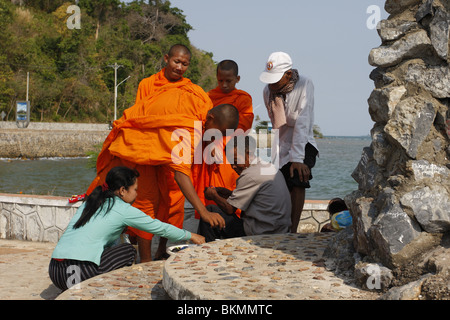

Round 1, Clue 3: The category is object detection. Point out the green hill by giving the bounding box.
[0,0,217,123]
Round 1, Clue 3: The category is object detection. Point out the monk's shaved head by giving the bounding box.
[168,44,192,60]
[206,104,239,134]
[217,60,239,76]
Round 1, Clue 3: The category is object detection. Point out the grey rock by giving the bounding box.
[369,68,396,88]
[371,125,392,167]
[369,30,432,67]
[377,20,420,42]
[354,262,393,291]
[401,186,450,233]
[323,227,355,274]
[345,192,378,256]
[415,0,435,22]
[385,0,422,15]
[351,147,382,191]
[381,274,432,300]
[368,86,407,123]
[369,202,422,267]
[429,8,450,61]
[408,159,450,181]
[405,63,450,99]
[384,97,436,159]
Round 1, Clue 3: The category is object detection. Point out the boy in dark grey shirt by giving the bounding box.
[198,135,292,242]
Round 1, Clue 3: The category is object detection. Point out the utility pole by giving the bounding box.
[109,63,121,121]
[116,75,131,120]
[108,63,130,121]
[26,72,29,101]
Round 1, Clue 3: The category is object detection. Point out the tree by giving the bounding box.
[255,120,269,133]
[313,124,324,138]
[23,0,66,13]
[1,0,217,123]
[78,0,121,40]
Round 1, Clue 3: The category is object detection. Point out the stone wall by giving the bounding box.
[0,194,330,243]
[0,122,110,158]
[0,193,81,243]
[345,0,450,299]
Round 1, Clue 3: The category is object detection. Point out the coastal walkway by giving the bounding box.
[0,233,380,300]
[0,194,379,300]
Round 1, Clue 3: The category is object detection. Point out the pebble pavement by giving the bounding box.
[163,233,380,300]
[0,232,381,301]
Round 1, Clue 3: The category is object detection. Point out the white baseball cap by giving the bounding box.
[259,52,293,84]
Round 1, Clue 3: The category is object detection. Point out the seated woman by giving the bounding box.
[49,166,204,291]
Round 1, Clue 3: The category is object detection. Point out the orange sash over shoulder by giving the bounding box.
[193,87,254,218]
[208,87,254,132]
[135,69,171,103]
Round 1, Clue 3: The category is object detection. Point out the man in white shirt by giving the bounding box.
[260,52,319,233]
[198,135,292,242]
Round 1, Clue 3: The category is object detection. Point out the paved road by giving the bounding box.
[0,236,380,301]
[0,239,61,300]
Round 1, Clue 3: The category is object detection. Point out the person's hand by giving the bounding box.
[290,162,310,182]
[200,210,226,229]
[204,187,217,201]
[190,233,205,245]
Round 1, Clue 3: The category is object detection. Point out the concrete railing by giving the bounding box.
[0,193,330,243]
[0,193,81,243]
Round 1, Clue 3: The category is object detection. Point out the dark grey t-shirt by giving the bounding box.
[227,159,292,236]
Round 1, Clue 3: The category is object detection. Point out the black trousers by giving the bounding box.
[197,205,246,242]
[48,243,136,291]
[280,142,319,190]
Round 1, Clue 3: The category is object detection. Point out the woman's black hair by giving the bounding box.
[73,166,140,229]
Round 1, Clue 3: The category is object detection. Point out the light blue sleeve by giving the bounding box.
[122,206,191,242]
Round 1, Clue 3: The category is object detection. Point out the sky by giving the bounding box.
[125,0,389,136]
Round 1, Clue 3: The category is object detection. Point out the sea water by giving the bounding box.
[0,136,371,200]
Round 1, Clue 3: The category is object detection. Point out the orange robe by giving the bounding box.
[87,69,212,240]
[193,87,254,218]
[208,87,254,133]
[134,70,189,236]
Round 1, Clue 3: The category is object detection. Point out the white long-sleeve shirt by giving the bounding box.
[263,75,319,169]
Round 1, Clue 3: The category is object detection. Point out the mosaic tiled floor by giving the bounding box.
[163,233,380,300]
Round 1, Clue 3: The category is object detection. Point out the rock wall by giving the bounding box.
[0,122,109,158]
[345,0,450,298]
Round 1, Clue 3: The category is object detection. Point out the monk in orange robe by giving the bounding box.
[193,60,254,217]
[87,45,239,262]
[130,44,191,260]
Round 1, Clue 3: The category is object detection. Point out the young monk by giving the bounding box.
[208,60,254,132]
[193,60,254,217]
[86,45,239,262]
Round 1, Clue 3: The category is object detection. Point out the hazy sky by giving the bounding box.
[125,0,388,136]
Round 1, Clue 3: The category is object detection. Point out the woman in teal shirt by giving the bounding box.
[49,166,205,291]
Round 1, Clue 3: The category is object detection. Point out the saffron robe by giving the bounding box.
[87,70,212,239]
[193,87,254,218]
